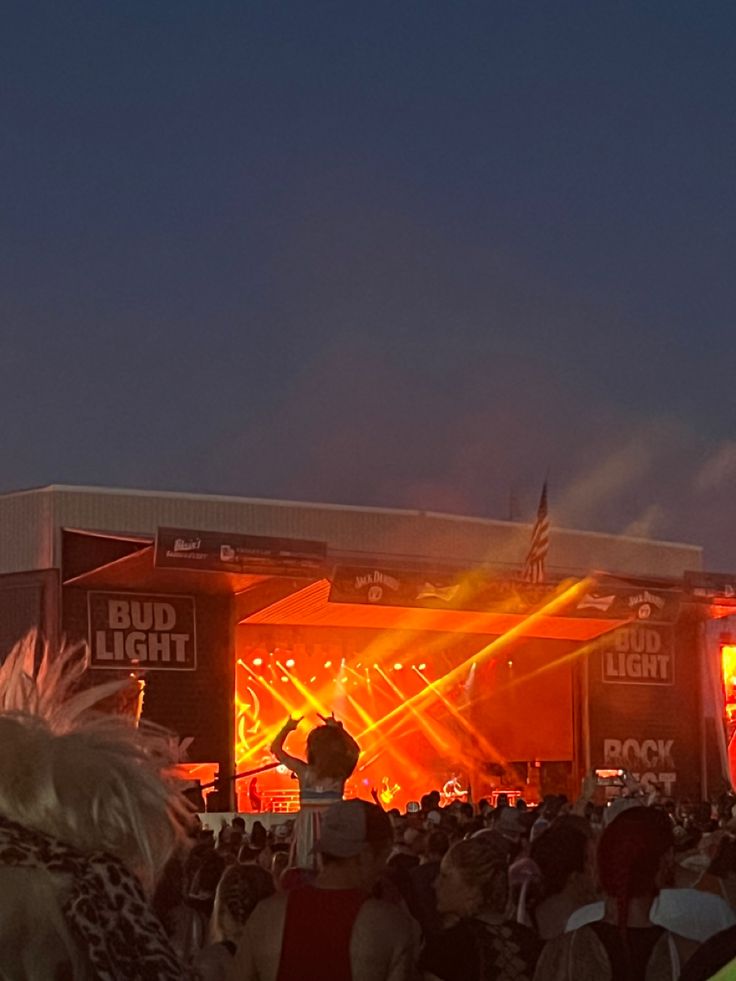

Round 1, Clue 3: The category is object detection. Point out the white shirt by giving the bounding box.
[565,888,736,942]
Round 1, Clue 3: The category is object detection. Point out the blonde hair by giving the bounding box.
[0,633,192,890]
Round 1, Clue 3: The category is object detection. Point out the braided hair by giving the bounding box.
[445,836,510,914]
[597,806,673,933]
[213,864,274,942]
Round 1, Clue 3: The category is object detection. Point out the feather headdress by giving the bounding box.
[0,632,192,889]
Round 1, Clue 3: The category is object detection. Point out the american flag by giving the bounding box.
[521,482,550,583]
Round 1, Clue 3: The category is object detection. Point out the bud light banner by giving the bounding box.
[587,621,700,797]
[600,623,674,686]
[88,592,197,671]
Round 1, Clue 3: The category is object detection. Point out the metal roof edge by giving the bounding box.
[0,483,703,554]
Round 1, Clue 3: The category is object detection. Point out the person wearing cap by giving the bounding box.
[232,799,414,980]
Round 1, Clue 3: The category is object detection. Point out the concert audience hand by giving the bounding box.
[318,712,343,728]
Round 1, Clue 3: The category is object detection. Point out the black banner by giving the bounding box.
[328,566,550,611]
[587,622,699,797]
[88,591,197,671]
[329,566,432,606]
[684,570,736,603]
[600,622,674,686]
[573,586,679,622]
[154,527,327,577]
[329,568,685,623]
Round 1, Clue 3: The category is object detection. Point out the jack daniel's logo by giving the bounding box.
[628,590,666,620]
[354,570,400,603]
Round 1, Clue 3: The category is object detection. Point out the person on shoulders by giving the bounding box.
[270,713,359,869]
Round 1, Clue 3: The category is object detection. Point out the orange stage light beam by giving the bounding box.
[344,670,435,776]
[276,661,332,717]
[235,662,319,764]
[411,666,508,766]
[240,662,299,717]
[373,665,452,754]
[344,693,426,783]
[356,572,547,668]
[358,576,595,740]
[492,627,621,696]
[344,692,377,730]
[356,575,584,700]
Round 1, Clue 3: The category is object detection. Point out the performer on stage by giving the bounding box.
[441,773,468,806]
[270,713,359,869]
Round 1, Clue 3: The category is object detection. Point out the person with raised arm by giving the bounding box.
[270,712,360,869]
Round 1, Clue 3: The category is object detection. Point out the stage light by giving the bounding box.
[281,675,289,683]
[285,658,295,668]
[357,576,593,742]
[341,676,348,683]
[253,657,263,667]
[309,675,317,683]
[418,663,427,671]
[324,660,332,668]
[507,660,513,667]
[393,663,403,671]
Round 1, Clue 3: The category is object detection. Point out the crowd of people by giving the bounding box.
[171,788,736,981]
[3,636,736,979]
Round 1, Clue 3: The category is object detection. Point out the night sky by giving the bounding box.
[3,2,735,568]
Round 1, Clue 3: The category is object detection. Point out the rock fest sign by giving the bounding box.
[88,591,197,671]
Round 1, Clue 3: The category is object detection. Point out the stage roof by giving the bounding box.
[60,528,736,638]
[239,578,627,641]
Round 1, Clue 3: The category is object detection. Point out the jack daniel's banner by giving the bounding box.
[88,592,197,670]
[573,584,679,622]
[329,566,432,606]
[328,566,550,611]
[329,567,681,617]
[155,527,327,577]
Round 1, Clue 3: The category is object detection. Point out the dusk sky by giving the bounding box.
[3,2,735,568]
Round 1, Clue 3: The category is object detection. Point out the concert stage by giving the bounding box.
[232,576,622,810]
[0,486,732,807]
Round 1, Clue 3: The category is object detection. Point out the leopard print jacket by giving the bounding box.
[0,815,188,981]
